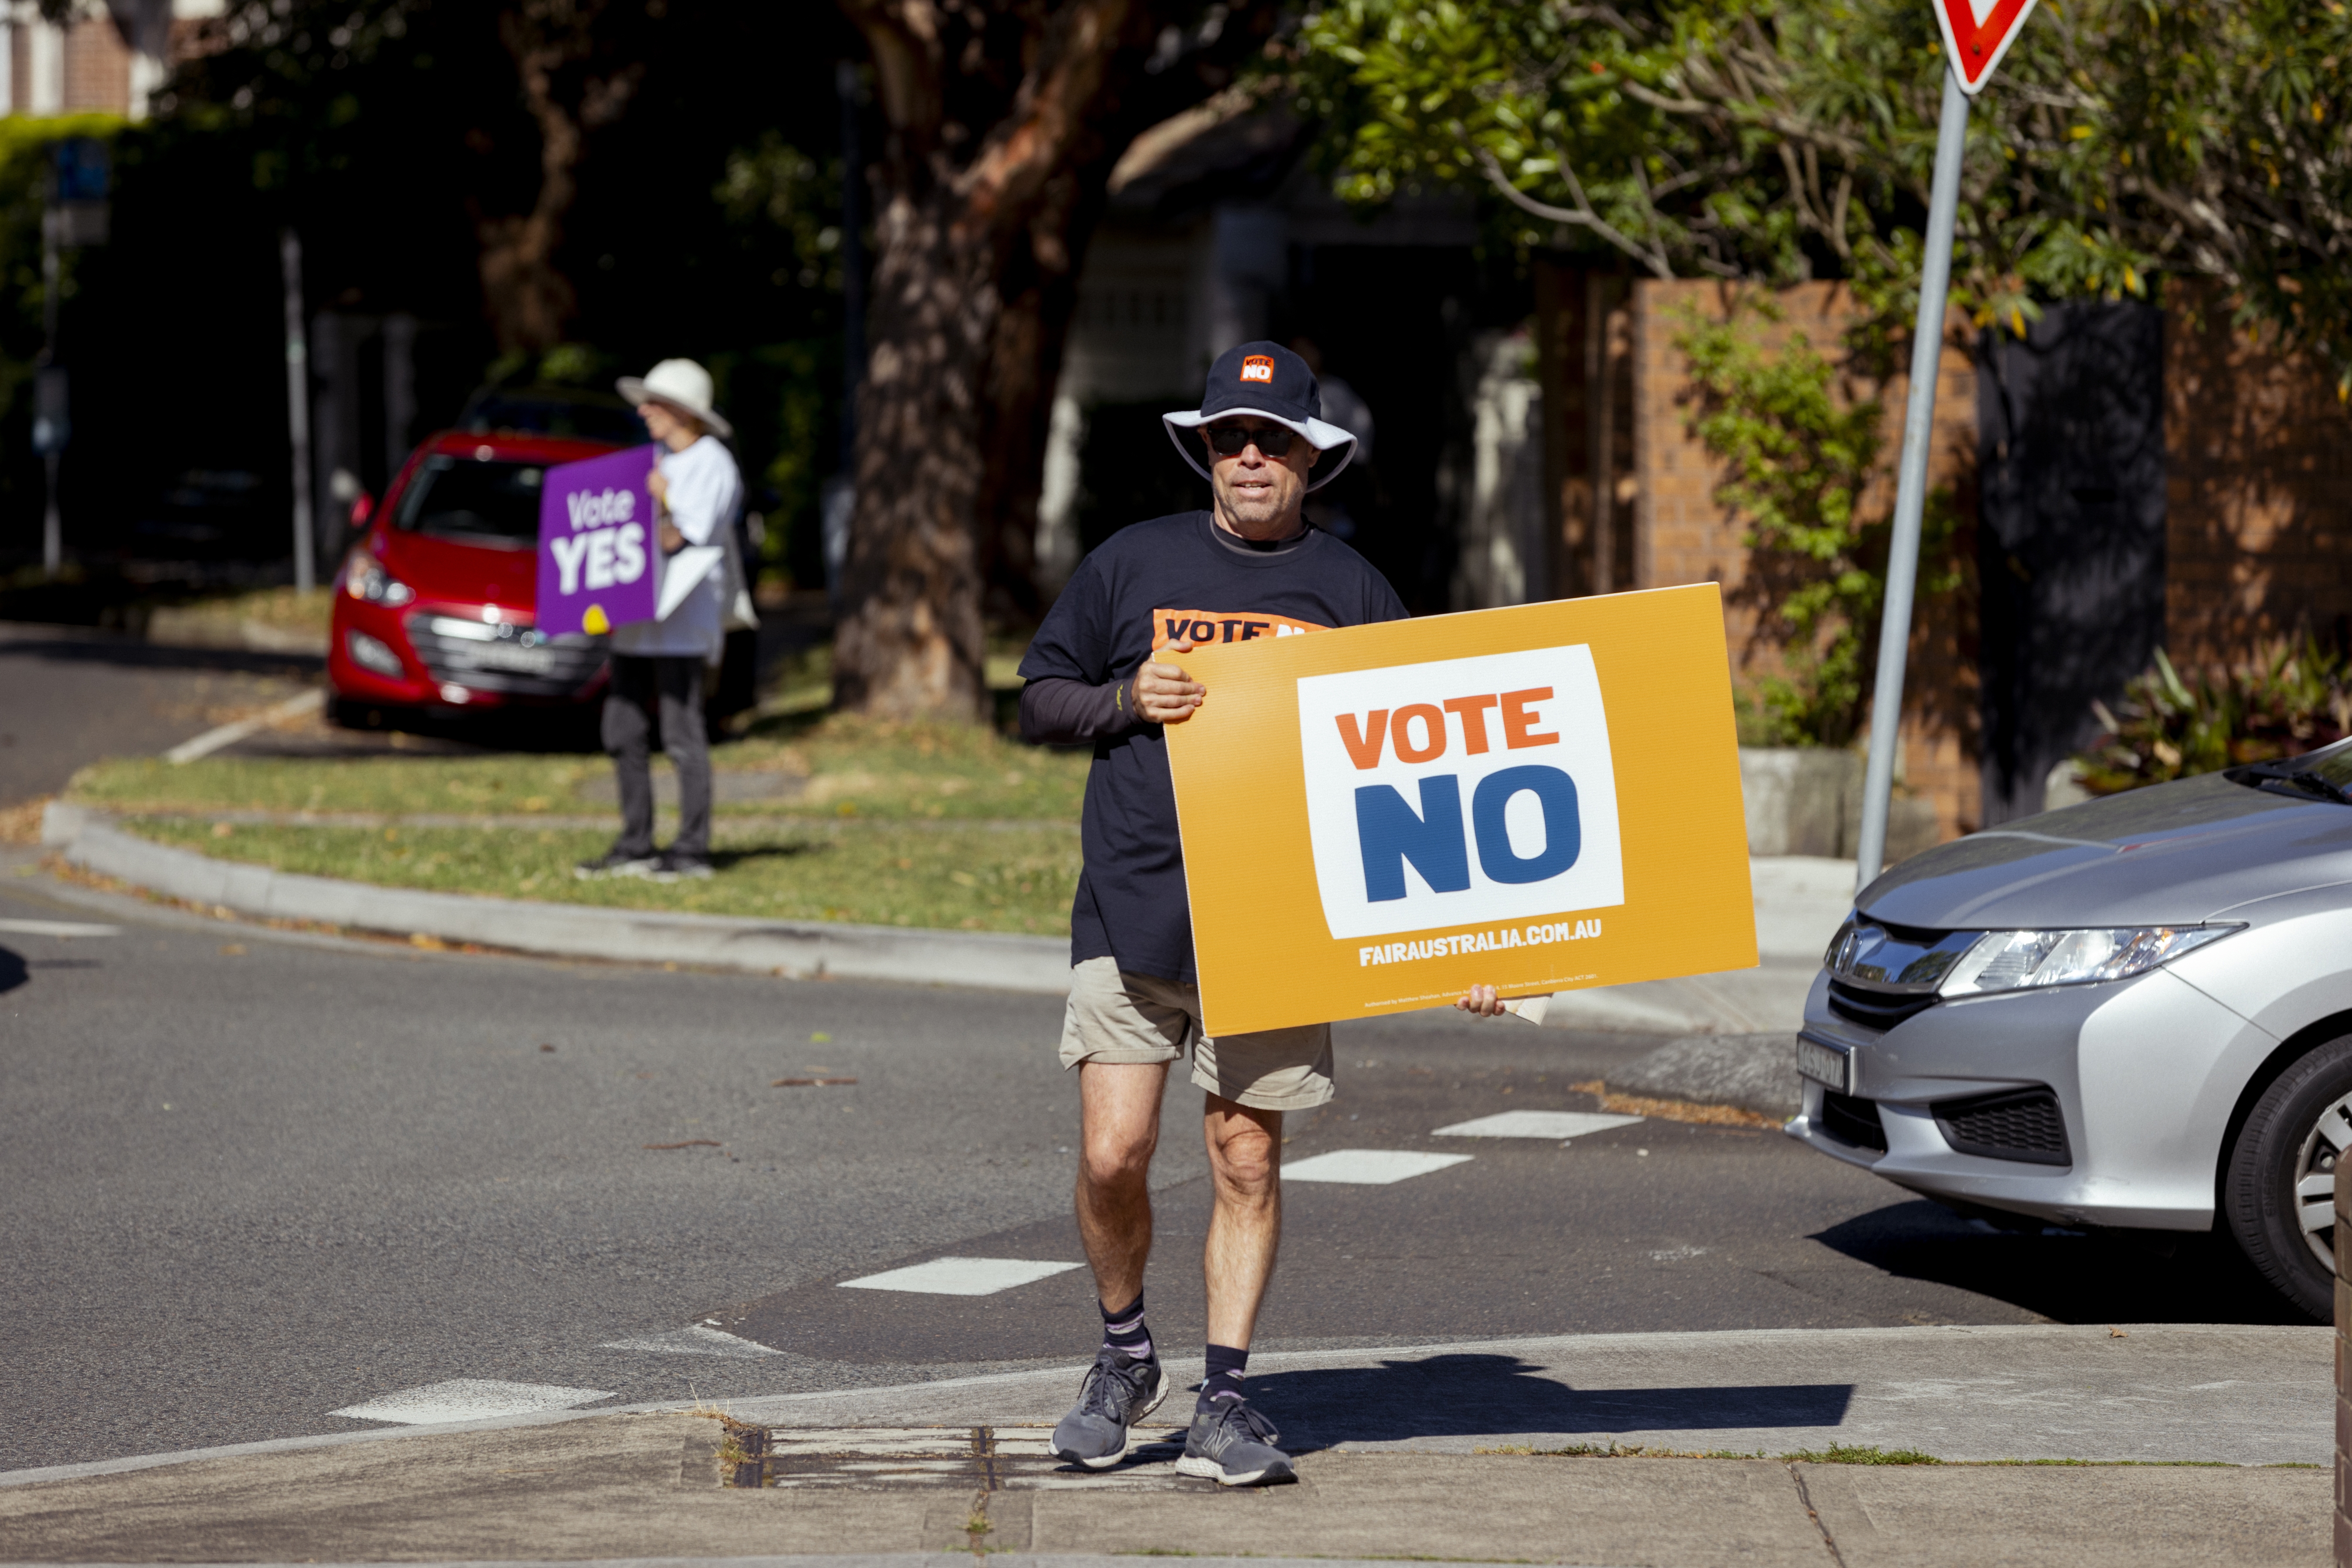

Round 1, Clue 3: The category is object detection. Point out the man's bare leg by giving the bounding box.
[1074,1060,1169,1310]
[1177,1094,1295,1485]
[1202,1094,1283,1349]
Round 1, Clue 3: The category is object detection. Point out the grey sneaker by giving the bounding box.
[1051,1347,1171,1470]
[646,849,714,882]
[575,848,657,880]
[1176,1395,1294,1487]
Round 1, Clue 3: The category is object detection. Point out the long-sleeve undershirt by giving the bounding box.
[1019,673,1139,746]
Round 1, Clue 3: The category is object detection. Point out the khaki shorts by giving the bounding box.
[1057,956,1334,1112]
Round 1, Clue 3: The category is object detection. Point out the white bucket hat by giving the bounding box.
[616,358,733,439]
[1162,340,1356,492]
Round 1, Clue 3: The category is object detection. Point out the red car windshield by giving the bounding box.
[396,455,546,549]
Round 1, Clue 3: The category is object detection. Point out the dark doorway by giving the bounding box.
[1976,303,2167,825]
[1278,244,1484,615]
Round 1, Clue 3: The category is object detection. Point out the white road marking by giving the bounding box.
[600,1325,783,1358]
[838,1256,1084,1296]
[1283,1148,1473,1185]
[1433,1110,1644,1140]
[329,1378,613,1425]
[164,689,325,765]
[0,919,120,938]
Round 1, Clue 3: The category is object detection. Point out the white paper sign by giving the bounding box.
[1295,645,1625,940]
[655,544,724,622]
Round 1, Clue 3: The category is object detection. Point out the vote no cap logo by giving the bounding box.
[1295,646,1626,939]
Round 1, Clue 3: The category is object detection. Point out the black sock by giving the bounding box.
[1100,1293,1152,1360]
[1200,1342,1249,1403]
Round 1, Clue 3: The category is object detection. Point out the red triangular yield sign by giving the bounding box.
[1933,0,2040,95]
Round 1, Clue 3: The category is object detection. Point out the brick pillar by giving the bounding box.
[2336,1155,2350,1566]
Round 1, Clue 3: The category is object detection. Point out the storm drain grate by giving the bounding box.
[719,1423,1194,1491]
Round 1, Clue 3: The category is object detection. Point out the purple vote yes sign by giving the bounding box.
[535,444,661,637]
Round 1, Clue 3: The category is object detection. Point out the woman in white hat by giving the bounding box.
[576,358,743,883]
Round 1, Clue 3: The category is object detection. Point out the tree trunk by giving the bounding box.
[831,186,1000,719]
[831,0,1269,722]
[474,0,641,355]
[973,169,1094,627]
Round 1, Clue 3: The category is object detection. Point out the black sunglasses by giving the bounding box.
[1204,422,1298,458]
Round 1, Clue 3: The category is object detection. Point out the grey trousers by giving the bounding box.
[602,655,711,859]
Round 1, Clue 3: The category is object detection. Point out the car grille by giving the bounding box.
[1826,979,1939,1031]
[1933,1088,2071,1166]
[1820,1091,1888,1153]
[406,613,607,698]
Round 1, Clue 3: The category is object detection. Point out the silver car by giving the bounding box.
[1788,742,2352,1317]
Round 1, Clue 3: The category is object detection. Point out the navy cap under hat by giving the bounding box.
[1162,340,1357,492]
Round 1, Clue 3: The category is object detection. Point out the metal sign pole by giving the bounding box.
[1853,63,1971,890]
[281,229,315,595]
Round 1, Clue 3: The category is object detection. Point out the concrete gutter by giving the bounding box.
[40,803,1074,994]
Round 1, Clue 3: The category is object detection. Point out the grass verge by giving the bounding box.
[122,815,1081,934]
[70,712,1089,824]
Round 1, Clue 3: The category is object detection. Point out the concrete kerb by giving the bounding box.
[32,805,1838,1046]
[37,803,1073,994]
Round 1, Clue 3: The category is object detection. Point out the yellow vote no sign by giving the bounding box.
[1164,583,1757,1036]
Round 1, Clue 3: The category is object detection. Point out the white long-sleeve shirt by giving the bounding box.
[613,434,742,660]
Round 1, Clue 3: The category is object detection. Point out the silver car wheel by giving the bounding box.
[2293,1097,2352,1270]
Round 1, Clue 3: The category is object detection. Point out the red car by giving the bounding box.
[328,430,621,720]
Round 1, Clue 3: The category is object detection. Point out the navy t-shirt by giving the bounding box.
[1020,511,1408,983]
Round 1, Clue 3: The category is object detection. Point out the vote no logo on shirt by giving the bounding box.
[1295,646,1626,940]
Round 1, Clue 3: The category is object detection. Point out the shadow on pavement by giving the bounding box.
[1255,1352,1854,1451]
[1811,1199,2315,1326]
[0,629,322,680]
[0,946,24,995]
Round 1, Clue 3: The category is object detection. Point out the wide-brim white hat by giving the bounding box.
[1161,406,1356,492]
[617,357,733,439]
[1162,341,1355,492]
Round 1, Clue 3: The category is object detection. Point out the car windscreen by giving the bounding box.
[2233,737,2352,804]
[396,456,545,548]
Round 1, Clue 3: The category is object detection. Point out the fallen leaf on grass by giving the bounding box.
[644,1139,723,1150]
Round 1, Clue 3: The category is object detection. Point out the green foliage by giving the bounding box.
[0,115,123,451]
[2072,637,2352,795]
[1675,294,1957,748]
[1290,0,2352,391]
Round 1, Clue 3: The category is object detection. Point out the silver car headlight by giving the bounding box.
[1937,925,2242,997]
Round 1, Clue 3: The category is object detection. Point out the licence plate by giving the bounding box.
[1796,1036,1850,1094]
[454,643,558,674]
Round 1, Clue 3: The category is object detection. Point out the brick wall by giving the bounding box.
[2164,283,2352,666]
[1628,279,1983,842]
[62,14,129,115]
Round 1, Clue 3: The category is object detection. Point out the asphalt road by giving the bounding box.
[0,625,320,807]
[0,850,2301,1475]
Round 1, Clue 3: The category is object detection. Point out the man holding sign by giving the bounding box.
[1019,343,1509,1487]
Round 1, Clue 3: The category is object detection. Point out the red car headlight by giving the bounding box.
[342,548,415,607]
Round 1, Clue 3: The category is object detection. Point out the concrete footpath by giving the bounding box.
[0,1325,2329,1566]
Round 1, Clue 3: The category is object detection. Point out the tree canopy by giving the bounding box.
[1292,0,2352,388]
